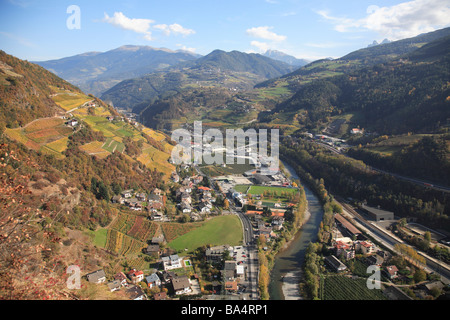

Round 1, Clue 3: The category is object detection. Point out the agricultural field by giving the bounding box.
[6,86,175,178]
[104,229,146,256]
[137,144,174,177]
[320,275,387,300]
[110,213,159,243]
[102,137,125,153]
[161,222,202,243]
[50,86,92,112]
[87,228,108,248]
[4,117,72,157]
[167,215,243,253]
[79,141,110,158]
[362,134,433,156]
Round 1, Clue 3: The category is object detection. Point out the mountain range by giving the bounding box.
[258,29,450,135]
[263,49,310,66]
[100,49,296,110]
[34,45,201,96]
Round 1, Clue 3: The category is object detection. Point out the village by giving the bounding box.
[84,240,257,300]
[80,147,303,300]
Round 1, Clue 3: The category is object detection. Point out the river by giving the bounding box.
[268,161,324,300]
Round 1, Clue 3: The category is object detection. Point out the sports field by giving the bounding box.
[168,215,243,253]
[243,185,298,196]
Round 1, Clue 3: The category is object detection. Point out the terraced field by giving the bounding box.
[50,86,92,111]
[5,85,175,177]
[4,117,72,158]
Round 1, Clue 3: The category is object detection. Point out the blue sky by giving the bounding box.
[1,0,449,61]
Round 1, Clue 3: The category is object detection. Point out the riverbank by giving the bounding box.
[280,207,311,300]
[268,160,324,300]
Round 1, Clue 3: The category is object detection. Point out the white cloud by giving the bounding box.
[317,0,450,40]
[250,40,271,52]
[246,26,286,42]
[176,44,197,53]
[103,12,154,40]
[154,23,195,36]
[103,12,195,41]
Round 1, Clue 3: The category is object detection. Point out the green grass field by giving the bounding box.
[87,228,108,248]
[168,215,243,253]
[247,185,298,196]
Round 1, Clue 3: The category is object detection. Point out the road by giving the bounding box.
[195,165,260,299]
[231,202,259,299]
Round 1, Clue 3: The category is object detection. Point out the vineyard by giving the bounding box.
[161,222,202,242]
[320,275,387,300]
[110,213,159,242]
[104,229,146,256]
[104,213,160,259]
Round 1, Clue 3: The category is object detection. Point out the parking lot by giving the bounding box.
[232,246,249,264]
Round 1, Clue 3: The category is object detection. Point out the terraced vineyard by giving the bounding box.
[4,117,73,159]
[105,229,146,256]
[110,213,159,242]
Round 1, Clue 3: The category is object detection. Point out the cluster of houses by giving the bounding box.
[250,214,285,243]
[85,266,194,300]
[173,173,218,221]
[325,236,403,281]
[111,188,165,219]
[325,212,399,277]
[205,245,247,294]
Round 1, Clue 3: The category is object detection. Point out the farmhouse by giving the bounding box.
[172,275,192,295]
[128,269,144,284]
[145,244,160,256]
[121,189,134,198]
[384,265,399,279]
[114,272,128,286]
[145,273,162,288]
[126,285,147,300]
[111,195,125,204]
[150,212,164,221]
[136,192,147,201]
[107,279,122,292]
[86,269,106,284]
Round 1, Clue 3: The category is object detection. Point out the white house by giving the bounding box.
[161,254,182,270]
